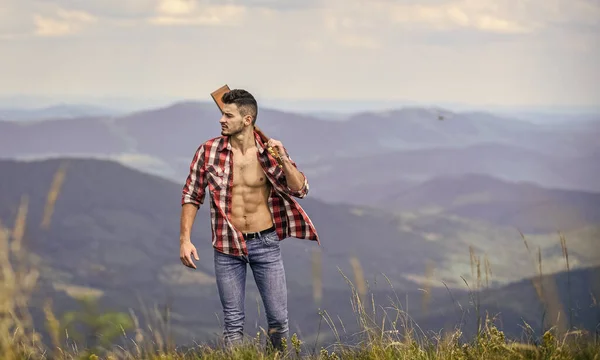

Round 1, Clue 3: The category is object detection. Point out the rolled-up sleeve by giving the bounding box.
[282,148,309,198]
[181,144,206,207]
[286,172,309,198]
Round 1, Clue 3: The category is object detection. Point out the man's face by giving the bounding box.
[219,103,250,136]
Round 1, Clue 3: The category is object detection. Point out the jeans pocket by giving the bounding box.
[262,231,280,247]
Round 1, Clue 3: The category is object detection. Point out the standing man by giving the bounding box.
[179,89,319,350]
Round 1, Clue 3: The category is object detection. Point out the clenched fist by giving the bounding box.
[267,138,288,160]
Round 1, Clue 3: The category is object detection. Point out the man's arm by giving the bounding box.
[267,139,309,198]
[180,203,200,269]
[179,144,206,269]
[281,155,308,192]
[180,203,199,243]
[180,144,207,241]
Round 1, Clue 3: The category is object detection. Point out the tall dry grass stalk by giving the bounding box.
[469,245,476,279]
[311,248,322,307]
[520,231,568,337]
[0,163,70,359]
[0,195,44,360]
[336,259,375,342]
[349,257,366,304]
[484,254,492,288]
[463,245,493,344]
[41,161,68,230]
[421,260,434,315]
[467,248,483,339]
[0,163,179,359]
[559,231,572,330]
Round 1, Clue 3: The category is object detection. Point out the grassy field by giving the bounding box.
[1,165,599,360]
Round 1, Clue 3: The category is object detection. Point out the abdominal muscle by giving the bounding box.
[229,154,274,233]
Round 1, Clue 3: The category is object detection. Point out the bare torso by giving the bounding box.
[229,147,274,233]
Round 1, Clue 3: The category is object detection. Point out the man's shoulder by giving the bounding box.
[197,136,226,150]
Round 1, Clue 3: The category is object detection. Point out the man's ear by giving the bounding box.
[244,115,253,126]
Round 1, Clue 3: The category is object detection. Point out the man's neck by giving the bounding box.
[229,128,255,154]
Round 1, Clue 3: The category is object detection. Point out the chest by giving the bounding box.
[230,149,268,188]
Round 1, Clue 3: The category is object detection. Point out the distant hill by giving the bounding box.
[309,142,600,196]
[1,101,598,195]
[379,173,600,233]
[413,265,600,341]
[0,104,120,121]
[0,157,597,347]
[0,157,428,344]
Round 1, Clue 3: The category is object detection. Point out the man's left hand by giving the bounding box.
[267,139,287,160]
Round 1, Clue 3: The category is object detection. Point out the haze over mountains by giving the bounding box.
[1,100,598,279]
[0,100,598,347]
[0,104,121,121]
[1,101,598,189]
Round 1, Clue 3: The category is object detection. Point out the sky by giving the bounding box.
[0,0,599,109]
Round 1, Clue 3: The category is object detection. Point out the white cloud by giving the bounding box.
[315,0,600,51]
[319,0,600,37]
[322,0,536,35]
[148,4,246,26]
[473,15,530,34]
[56,8,97,22]
[0,0,598,107]
[33,15,72,36]
[31,0,157,20]
[33,8,96,37]
[156,0,197,16]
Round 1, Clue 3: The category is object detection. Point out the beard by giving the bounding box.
[221,125,243,137]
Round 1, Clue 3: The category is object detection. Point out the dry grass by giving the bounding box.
[0,163,599,359]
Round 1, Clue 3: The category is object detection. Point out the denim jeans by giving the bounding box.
[213,229,289,350]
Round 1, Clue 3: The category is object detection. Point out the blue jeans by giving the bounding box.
[213,229,288,350]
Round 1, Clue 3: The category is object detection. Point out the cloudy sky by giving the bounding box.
[0,0,598,108]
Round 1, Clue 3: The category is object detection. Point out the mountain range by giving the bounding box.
[1,101,598,191]
[0,100,598,348]
[1,157,598,347]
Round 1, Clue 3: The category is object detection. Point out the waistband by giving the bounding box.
[243,225,276,240]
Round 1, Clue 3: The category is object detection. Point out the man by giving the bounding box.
[179,89,319,351]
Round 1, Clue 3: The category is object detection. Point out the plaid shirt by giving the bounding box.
[181,131,320,256]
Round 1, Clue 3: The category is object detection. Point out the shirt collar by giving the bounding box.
[217,135,230,152]
[254,130,266,154]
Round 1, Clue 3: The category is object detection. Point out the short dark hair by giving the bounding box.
[221,89,258,124]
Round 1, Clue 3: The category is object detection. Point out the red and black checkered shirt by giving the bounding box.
[181,131,320,256]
